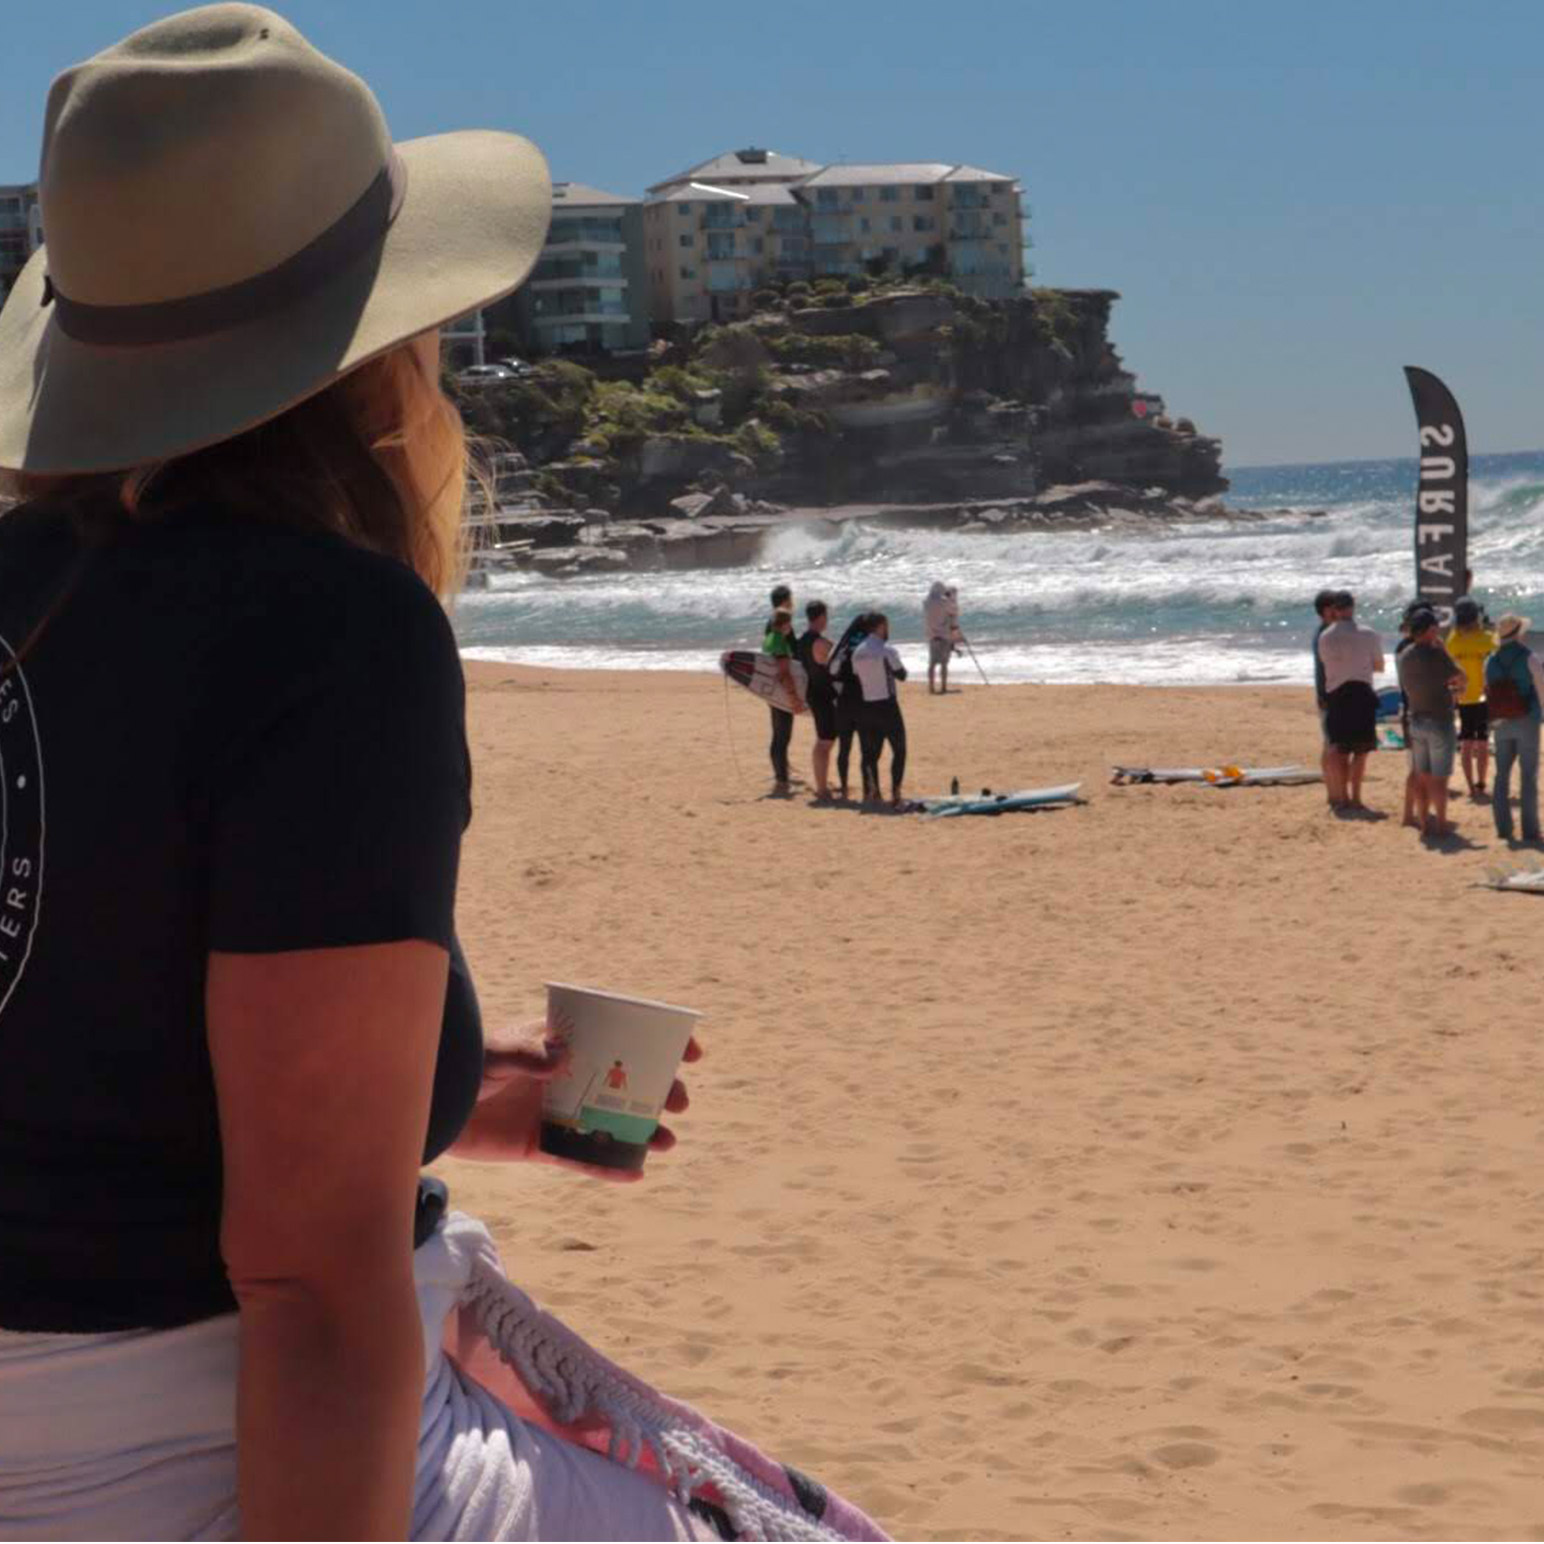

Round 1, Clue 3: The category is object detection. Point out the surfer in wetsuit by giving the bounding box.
[762,606,804,793]
[853,612,909,806]
[797,600,837,800]
[827,612,872,801]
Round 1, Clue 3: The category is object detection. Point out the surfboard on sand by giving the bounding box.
[1109,765,1321,787]
[720,650,807,713]
[918,782,1083,818]
[1482,864,1544,894]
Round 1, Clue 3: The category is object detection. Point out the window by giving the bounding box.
[816,188,840,207]
[848,186,864,203]
[889,216,903,233]
[913,215,936,232]
[744,206,761,222]
[879,186,899,202]
[914,185,934,201]
[859,217,871,233]
[753,236,765,254]
[679,232,694,247]
[677,203,692,216]
[993,211,1006,226]
[679,265,697,280]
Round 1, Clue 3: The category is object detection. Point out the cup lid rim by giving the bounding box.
[544,981,703,1020]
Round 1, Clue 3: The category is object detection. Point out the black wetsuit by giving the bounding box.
[797,628,837,741]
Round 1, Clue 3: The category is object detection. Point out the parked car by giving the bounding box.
[492,356,534,377]
[457,363,516,385]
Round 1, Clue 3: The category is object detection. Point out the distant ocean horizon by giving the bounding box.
[455,449,1544,686]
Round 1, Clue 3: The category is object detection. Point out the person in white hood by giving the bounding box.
[923,581,961,695]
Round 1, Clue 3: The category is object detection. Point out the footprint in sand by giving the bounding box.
[1394,1483,1450,1505]
[1151,1441,1220,1470]
[1462,1407,1544,1434]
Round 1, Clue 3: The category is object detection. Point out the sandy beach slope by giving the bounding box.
[435,662,1544,1542]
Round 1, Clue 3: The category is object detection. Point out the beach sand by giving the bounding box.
[435,663,1544,1542]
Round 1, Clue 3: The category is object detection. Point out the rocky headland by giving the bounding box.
[451,282,1278,579]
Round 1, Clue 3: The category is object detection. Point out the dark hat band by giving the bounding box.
[44,153,407,347]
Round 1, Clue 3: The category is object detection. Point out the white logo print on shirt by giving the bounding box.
[0,638,44,1017]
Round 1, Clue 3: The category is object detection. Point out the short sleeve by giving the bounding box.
[202,556,470,955]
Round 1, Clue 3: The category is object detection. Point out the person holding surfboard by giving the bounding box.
[762,603,804,794]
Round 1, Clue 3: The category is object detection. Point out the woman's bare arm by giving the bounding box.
[209,940,448,1541]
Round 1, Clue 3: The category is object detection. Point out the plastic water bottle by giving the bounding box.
[950,776,960,796]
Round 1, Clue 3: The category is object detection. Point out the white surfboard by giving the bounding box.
[720,650,807,713]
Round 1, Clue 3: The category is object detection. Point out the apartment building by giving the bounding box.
[795,162,1027,300]
[643,148,1031,324]
[643,180,811,326]
[479,181,650,360]
[0,184,43,305]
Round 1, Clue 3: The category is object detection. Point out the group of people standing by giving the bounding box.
[1312,582,1544,842]
[760,583,912,806]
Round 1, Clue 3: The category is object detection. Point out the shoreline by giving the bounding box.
[459,649,1318,690]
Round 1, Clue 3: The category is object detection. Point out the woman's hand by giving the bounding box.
[446,1024,702,1182]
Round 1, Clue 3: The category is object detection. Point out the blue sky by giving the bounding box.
[2,0,1540,468]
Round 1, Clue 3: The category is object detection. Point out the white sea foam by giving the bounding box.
[453,457,1544,687]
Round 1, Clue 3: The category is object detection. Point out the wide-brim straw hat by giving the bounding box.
[0,3,551,474]
[1497,613,1531,641]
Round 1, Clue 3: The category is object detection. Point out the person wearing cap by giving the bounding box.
[924,580,960,695]
[1446,596,1496,797]
[0,9,876,1543]
[1311,589,1340,804]
[1485,614,1544,843]
[1396,609,1466,837]
[1316,590,1385,810]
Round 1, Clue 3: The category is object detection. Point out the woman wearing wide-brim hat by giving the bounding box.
[0,9,891,1542]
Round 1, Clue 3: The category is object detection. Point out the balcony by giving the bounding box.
[530,255,626,284]
[548,217,627,247]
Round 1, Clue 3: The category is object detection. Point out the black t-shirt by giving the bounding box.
[0,501,483,1332]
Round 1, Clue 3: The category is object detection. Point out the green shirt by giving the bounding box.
[763,629,793,659]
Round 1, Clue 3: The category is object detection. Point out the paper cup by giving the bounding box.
[539,983,701,1173]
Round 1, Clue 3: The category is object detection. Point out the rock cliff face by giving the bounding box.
[452,283,1227,575]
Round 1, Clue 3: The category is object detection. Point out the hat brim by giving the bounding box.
[0,129,551,473]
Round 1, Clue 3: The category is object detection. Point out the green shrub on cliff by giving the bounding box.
[761,397,829,436]
[588,380,696,457]
[760,331,880,371]
[1029,288,1078,361]
[734,419,781,464]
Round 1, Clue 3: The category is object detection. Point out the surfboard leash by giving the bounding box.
[722,672,748,787]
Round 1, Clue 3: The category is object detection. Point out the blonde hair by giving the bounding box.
[3,341,477,599]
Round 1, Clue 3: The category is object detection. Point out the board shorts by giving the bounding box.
[1408,713,1457,778]
[808,690,838,741]
[1324,680,1378,755]
[928,637,953,666]
[1458,701,1489,742]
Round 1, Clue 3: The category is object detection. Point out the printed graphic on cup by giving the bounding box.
[539,983,701,1173]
